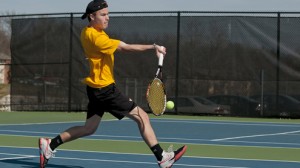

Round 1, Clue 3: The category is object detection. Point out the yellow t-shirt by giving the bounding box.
[80,27,120,88]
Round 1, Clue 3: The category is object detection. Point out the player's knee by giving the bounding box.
[139,110,151,124]
[84,126,97,136]
[128,107,150,123]
[136,107,149,118]
[142,112,150,121]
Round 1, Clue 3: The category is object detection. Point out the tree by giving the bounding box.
[0,15,11,56]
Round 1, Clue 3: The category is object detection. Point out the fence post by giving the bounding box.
[260,69,264,116]
[275,12,281,114]
[175,11,181,115]
[68,13,74,112]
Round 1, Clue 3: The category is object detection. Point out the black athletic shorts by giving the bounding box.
[86,83,137,120]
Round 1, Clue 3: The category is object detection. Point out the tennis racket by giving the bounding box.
[146,51,166,116]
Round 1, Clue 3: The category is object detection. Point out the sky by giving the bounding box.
[1,0,300,15]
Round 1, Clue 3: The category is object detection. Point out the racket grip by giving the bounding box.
[158,46,164,67]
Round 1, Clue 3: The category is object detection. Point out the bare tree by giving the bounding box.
[0,15,12,56]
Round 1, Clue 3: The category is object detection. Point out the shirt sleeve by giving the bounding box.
[94,33,120,55]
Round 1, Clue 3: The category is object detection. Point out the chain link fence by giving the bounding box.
[1,12,300,117]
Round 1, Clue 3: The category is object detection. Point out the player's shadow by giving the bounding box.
[0,158,84,168]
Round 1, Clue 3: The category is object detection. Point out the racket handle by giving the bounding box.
[158,46,164,67]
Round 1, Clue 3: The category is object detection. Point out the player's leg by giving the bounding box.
[108,85,187,167]
[39,114,102,168]
[125,106,158,147]
[39,85,109,168]
[57,114,101,143]
[125,106,187,168]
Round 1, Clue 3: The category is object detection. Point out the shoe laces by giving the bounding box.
[47,148,56,158]
[161,145,175,161]
[167,145,174,153]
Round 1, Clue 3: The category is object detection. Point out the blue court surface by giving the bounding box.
[1,117,300,168]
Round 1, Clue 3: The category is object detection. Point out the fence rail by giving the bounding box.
[1,11,300,118]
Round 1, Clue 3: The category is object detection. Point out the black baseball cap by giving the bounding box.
[81,0,108,19]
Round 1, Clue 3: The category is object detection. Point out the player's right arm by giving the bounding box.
[117,41,166,56]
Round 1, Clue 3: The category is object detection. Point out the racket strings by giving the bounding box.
[147,78,166,115]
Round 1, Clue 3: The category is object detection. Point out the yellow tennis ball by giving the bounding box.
[166,101,174,110]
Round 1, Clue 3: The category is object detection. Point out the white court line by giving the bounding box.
[52,156,249,168]
[1,146,300,165]
[0,150,246,168]
[216,140,300,147]
[0,152,36,161]
[0,129,201,141]
[0,156,36,161]
[149,119,300,127]
[212,130,300,141]
[0,129,300,149]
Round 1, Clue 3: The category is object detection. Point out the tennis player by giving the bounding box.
[38,0,186,168]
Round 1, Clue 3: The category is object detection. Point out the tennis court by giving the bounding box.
[0,112,300,168]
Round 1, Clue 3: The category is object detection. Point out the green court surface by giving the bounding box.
[0,111,300,162]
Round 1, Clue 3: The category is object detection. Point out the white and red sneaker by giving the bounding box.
[39,138,56,168]
[158,145,187,168]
